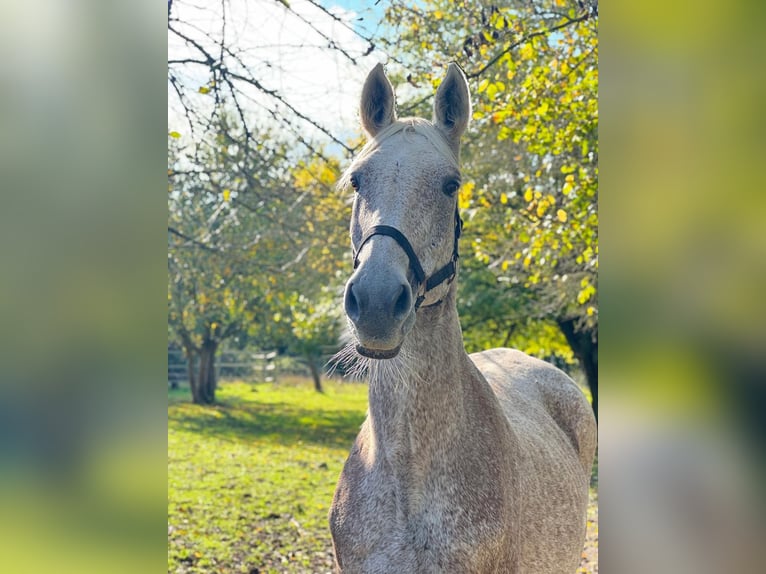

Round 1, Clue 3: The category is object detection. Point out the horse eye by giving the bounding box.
[443,180,460,196]
[350,174,360,191]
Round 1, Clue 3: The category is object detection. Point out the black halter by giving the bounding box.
[352,207,463,309]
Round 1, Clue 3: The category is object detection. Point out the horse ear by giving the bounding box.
[360,63,396,137]
[433,63,471,145]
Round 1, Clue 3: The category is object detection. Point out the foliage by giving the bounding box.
[287,289,344,391]
[458,255,575,365]
[168,116,350,401]
[384,0,598,353]
[169,118,293,352]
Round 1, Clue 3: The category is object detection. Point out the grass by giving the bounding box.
[168,377,598,573]
[168,378,368,573]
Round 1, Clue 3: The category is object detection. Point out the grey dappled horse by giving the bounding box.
[329,63,596,573]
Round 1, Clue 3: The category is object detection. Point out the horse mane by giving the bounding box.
[337,118,459,192]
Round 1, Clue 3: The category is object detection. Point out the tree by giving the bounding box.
[168,1,380,399]
[168,116,350,402]
[287,291,343,392]
[458,255,575,367]
[282,156,351,392]
[168,117,296,403]
[381,0,599,416]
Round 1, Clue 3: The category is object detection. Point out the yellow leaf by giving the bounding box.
[524,188,533,202]
[500,192,508,205]
[501,260,509,271]
[222,189,231,202]
[562,182,573,196]
[587,306,595,316]
[577,286,595,304]
[520,43,535,61]
[458,181,475,210]
[169,131,181,139]
[556,209,568,222]
[434,9,443,19]
[478,79,489,93]
[198,85,210,94]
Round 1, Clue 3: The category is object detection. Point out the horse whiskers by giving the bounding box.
[327,340,420,393]
[326,342,371,381]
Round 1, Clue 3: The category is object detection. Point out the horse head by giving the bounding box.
[341,63,471,359]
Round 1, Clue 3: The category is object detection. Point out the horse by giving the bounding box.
[329,62,596,573]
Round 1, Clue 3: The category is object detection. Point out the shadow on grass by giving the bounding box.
[169,399,364,449]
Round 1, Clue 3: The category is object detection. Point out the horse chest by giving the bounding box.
[331,457,511,573]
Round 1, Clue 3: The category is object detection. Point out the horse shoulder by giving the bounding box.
[330,423,408,571]
[330,427,372,565]
[469,347,596,477]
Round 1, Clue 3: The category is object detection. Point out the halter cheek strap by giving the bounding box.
[352,207,463,310]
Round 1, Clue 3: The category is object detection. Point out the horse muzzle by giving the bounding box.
[343,267,415,359]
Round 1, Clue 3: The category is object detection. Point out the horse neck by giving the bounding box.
[366,286,475,463]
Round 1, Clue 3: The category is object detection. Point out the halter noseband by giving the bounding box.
[352,207,463,309]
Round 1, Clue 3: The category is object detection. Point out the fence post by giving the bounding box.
[252,350,277,384]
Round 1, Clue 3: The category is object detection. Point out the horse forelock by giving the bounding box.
[337,118,459,193]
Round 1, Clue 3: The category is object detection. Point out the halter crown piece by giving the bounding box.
[352,207,463,309]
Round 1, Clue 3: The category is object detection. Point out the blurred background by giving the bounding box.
[0,0,763,572]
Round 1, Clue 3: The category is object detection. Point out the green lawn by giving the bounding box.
[168,378,597,573]
[168,378,368,573]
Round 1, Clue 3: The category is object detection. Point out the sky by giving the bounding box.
[168,0,392,148]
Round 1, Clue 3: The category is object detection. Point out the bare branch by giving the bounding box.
[168,226,222,252]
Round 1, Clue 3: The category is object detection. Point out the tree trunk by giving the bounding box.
[308,357,323,393]
[192,339,218,404]
[183,343,202,403]
[557,318,598,422]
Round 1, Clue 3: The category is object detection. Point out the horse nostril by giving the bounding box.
[344,282,360,322]
[392,284,412,319]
